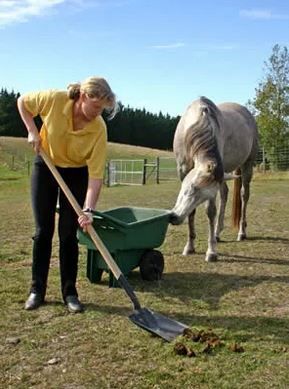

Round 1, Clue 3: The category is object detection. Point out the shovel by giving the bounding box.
[39,149,188,342]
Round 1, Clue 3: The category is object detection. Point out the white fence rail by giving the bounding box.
[105,157,177,186]
[106,159,144,186]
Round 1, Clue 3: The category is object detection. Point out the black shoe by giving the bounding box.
[24,293,44,310]
[65,295,83,313]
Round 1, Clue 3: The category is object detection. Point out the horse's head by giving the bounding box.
[170,161,222,225]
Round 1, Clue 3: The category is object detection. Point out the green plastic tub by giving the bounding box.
[78,207,172,286]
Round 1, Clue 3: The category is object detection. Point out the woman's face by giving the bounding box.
[81,93,110,121]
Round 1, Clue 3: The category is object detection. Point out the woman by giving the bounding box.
[17,76,118,313]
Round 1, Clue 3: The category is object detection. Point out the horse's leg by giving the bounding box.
[205,198,218,262]
[237,163,253,241]
[215,182,229,241]
[182,209,196,255]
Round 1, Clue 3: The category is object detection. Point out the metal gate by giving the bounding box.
[106,159,144,186]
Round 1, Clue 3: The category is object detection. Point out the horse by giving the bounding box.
[170,96,258,262]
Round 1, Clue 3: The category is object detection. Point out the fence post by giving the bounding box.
[142,158,147,185]
[262,147,266,173]
[106,161,111,187]
[156,157,160,184]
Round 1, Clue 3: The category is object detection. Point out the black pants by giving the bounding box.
[30,155,88,301]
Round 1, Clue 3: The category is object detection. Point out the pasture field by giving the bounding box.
[1,137,289,388]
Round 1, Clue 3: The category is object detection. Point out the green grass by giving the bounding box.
[1,137,289,388]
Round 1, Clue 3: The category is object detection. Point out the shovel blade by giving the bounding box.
[129,308,188,342]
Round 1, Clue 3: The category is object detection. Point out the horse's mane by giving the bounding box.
[185,96,223,182]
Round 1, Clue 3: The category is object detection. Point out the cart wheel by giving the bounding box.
[140,250,164,281]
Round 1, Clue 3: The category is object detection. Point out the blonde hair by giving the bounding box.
[67,76,118,119]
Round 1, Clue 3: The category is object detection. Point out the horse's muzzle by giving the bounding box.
[169,211,183,225]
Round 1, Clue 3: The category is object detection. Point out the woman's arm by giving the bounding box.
[83,178,103,210]
[78,178,103,230]
[17,96,41,152]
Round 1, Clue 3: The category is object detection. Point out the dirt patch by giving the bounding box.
[174,328,244,358]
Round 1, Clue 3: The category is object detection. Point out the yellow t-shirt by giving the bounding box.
[23,89,107,179]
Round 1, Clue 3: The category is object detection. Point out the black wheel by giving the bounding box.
[139,250,164,281]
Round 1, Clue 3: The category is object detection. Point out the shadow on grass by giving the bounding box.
[216,235,289,244]
[246,236,289,243]
[0,176,22,181]
[85,302,131,316]
[85,301,289,345]
[44,300,65,307]
[92,268,289,309]
[82,268,289,344]
[148,271,289,306]
[170,313,289,344]
[220,253,289,266]
[81,268,289,344]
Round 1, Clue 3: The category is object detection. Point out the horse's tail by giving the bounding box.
[232,168,242,228]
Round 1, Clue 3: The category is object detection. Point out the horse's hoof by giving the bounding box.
[237,233,246,241]
[205,253,218,262]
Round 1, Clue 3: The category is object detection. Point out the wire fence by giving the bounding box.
[256,146,289,172]
[3,146,289,185]
[2,154,33,175]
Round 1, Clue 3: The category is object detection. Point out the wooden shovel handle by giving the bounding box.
[39,149,123,281]
[39,149,141,310]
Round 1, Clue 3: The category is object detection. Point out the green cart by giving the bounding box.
[78,207,171,287]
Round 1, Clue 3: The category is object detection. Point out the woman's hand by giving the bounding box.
[78,209,93,232]
[28,131,41,153]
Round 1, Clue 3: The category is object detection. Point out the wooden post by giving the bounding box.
[156,157,160,184]
[106,161,111,187]
[142,158,147,185]
[262,146,266,173]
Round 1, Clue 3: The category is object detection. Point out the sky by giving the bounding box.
[0,0,289,117]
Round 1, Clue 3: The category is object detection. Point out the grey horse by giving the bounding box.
[171,96,258,262]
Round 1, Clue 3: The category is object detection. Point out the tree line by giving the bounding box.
[103,104,179,150]
[0,89,179,151]
[1,44,289,160]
